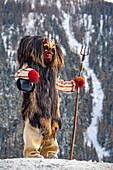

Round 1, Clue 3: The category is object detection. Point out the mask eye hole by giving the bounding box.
[52,48,55,54]
[44,44,49,51]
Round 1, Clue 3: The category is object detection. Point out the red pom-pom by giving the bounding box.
[74,77,85,90]
[28,70,40,84]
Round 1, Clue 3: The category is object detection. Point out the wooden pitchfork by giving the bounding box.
[70,46,89,160]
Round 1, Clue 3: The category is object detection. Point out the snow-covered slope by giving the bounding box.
[0,158,113,170]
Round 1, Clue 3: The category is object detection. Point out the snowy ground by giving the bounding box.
[0,158,113,170]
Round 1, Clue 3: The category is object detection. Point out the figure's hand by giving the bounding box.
[74,77,85,90]
[28,70,40,84]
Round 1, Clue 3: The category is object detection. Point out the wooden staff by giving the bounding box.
[70,46,89,160]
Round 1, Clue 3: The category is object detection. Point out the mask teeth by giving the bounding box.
[45,51,54,56]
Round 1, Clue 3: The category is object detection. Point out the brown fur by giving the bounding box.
[17,35,64,138]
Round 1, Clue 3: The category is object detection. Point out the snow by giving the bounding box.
[0,158,113,170]
[84,68,109,160]
[30,0,35,9]
[22,13,37,35]
[56,0,61,9]
[40,0,46,6]
[104,0,113,3]
[62,12,81,53]
[100,15,104,34]
[1,25,17,71]
[62,11,109,160]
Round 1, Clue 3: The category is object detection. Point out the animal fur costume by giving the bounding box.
[15,35,84,158]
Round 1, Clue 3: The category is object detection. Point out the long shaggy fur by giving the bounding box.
[17,35,64,137]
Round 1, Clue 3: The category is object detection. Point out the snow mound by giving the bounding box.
[0,158,113,170]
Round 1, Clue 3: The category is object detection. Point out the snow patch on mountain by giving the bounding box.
[104,0,113,3]
[1,25,17,71]
[22,13,37,35]
[62,12,81,53]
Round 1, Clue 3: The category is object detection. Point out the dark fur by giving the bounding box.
[17,36,64,136]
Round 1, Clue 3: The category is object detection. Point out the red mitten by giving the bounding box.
[74,77,85,90]
[28,70,40,84]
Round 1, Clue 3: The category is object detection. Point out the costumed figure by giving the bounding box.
[15,35,84,158]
